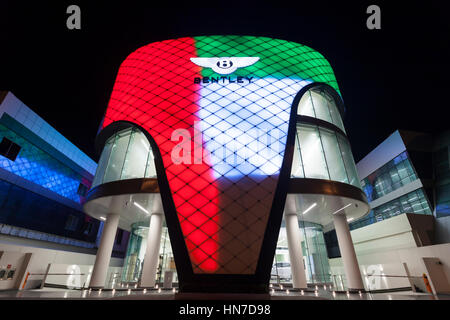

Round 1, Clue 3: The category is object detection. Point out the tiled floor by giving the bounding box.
[0,288,447,300]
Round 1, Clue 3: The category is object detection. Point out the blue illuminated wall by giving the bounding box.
[0,123,84,203]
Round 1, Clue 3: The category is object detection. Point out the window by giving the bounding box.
[297,87,345,133]
[0,137,21,161]
[92,127,157,188]
[291,123,361,188]
[360,151,418,202]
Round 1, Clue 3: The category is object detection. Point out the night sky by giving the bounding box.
[1,1,449,162]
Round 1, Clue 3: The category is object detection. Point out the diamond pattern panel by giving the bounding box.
[102,36,339,274]
[0,124,83,203]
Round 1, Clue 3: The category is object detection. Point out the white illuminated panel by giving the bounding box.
[198,78,311,178]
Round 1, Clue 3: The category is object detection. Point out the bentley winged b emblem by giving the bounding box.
[190,57,260,75]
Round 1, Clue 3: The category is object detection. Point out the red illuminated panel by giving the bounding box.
[104,38,219,272]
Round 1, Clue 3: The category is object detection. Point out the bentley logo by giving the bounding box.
[190,57,260,75]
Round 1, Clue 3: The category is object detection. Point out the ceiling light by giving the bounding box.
[99,216,106,221]
[332,203,352,215]
[303,203,317,215]
[134,202,149,214]
[347,217,354,222]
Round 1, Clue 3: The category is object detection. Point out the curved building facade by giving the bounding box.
[83,36,369,293]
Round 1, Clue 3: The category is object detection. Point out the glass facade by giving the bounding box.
[0,178,99,244]
[291,123,361,188]
[272,219,331,285]
[349,188,432,230]
[297,87,345,133]
[92,127,156,188]
[121,220,177,285]
[0,124,87,203]
[121,222,147,283]
[360,151,418,202]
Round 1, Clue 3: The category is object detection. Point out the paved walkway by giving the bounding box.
[0,288,447,300]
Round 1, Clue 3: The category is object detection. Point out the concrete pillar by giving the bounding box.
[284,195,308,289]
[333,212,364,290]
[89,213,120,288]
[139,195,164,288]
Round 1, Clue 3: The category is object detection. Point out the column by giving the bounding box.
[89,213,120,288]
[284,195,308,289]
[333,212,364,291]
[139,195,164,288]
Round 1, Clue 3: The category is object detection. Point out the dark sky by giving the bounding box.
[1,1,449,162]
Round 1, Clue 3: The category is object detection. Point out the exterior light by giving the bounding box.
[98,289,102,294]
[134,202,149,214]
[323,285,327,290]
[332,204,352,215]
[270,289,274,294]
[280,284,283,290]
[99,216,106,221]
[315,285,318,290]
[155,284,159,289]
[158,288,161,293]
[286,289,289,294]
[301,290,304,295]
[347,217,354,222]
[143,289,147,294]
[303,203,317,215]
[112,289,115,295]
[134,284,137,289]
[128,289,131,295]
[172,288,176,293]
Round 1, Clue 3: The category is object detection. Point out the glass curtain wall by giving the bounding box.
[291,123,361,189]
[92,127,157,188]
[121,222,147,283]
[360,151,418,202]
[297,87,345,133]
[293,86,361,189]
[271,218,331,285]
[350,188,432,230]
[121,220,178,285]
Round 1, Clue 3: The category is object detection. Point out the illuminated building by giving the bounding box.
[83,36,370,292]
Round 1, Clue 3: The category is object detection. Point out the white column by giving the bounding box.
[89,213,120,288]
[284,195,308,289]
[139,195,164,288]
[333,212,364,290]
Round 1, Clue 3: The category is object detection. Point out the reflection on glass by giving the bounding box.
[271,218,331,284]
[298,125,329,179]
[121,221,178,285]
[297,87,345,133]
[92,127,157,188]
[350,188,432,230]
[360,151,418,202]
[291,123,361,190]
[319,127,348,183]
